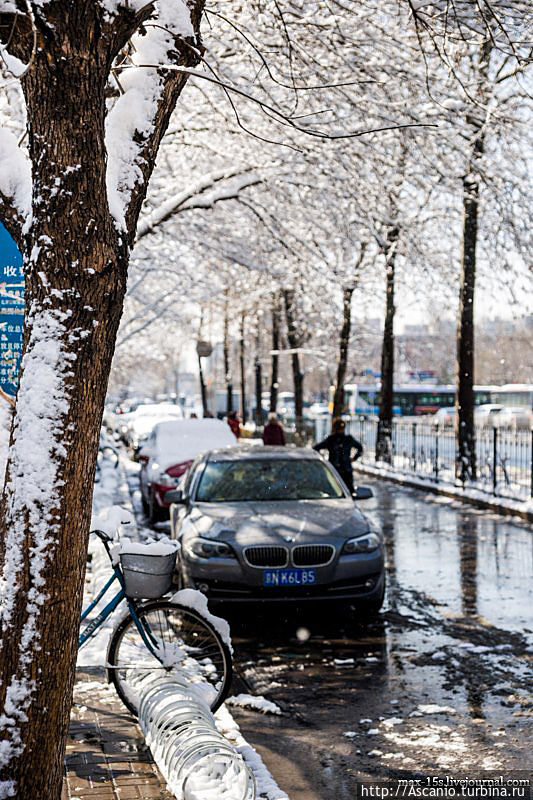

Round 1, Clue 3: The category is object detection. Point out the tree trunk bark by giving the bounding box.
[269,296,281,414]
[283,290,304,437]
[254,327,263,426]
[239,312,246,422]
[376,227,399,464]
[455,163,482,482]
[0,41,127,799]
[0,5,204,798]
[332,286,354,419]
[255,354,263,427]
[454,38,491,483]
[198,354,208,416]
[223,294,233,414]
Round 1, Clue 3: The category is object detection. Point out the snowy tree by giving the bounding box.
[0,2,208,796]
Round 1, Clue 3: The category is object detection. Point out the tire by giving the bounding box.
[106,600,232,716]
[361,575,386,616]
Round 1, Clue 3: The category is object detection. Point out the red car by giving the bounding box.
[139,418,237,522]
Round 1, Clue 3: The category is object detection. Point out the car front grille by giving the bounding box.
[244,546,288,567]
[292,544,335,567]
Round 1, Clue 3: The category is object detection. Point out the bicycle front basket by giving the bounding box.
[120,550,177,599]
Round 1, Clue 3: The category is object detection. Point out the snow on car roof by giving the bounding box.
[151,418,237,469]
[133,403,183,417]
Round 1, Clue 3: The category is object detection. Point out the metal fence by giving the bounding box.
[313,417,533,501]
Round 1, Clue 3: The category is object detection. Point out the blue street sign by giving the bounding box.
[0,222,24,397]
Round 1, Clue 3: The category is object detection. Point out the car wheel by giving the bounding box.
[361,577,386,616]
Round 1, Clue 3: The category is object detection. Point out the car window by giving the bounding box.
[195,459,345,502]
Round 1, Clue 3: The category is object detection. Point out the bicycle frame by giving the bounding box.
[79,538,167,662]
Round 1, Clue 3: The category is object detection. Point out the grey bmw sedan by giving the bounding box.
[167,447,385,610]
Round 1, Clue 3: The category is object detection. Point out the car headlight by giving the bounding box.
[187,538,236,559]
[342,532,380,554]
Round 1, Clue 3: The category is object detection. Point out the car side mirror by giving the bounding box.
[353,486,373,500]
[165,489,186,505]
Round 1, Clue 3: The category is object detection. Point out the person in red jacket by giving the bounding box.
[262,413,286,446]
[227,411,241,439]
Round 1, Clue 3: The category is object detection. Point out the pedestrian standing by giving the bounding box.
[227,411,241,439]
[262,413,286,446]
[313,417,363,494]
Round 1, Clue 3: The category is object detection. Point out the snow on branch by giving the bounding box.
[105,0,199,236]
[136,167,261,239]
[0,129,31,242]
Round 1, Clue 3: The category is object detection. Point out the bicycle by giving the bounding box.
[79,529,232,716]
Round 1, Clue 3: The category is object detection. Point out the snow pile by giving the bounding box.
[226,693,282,716]
[0,130,31,217]
[416,704,457,715]
[105,0,194,230]
[356,461,533,518]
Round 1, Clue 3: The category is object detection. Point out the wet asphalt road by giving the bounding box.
[131,468,533,797]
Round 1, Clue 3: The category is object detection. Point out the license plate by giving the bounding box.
[263,569,316,587]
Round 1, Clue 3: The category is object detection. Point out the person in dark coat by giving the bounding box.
[227,411,241,439]
[262,413,286,446]
[313,417,362,494]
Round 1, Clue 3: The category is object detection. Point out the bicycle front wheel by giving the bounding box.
[107,600,232,716]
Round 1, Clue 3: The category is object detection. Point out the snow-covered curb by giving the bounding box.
[355,463,533,522]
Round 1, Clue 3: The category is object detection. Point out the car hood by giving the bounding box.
[187,499,371,545]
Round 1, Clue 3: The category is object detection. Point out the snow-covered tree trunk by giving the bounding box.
[455,40,491,483]
[283,289,304,435]
[239,311,246,422]
[254,329,263,426]
[269,297,281,414]
[455,166,482,483]
[376,227,399,464]
[0,2,204,797]
[332,286,354,419]
[223,293,233,415]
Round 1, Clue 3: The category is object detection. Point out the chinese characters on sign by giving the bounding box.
[0,222,24,398]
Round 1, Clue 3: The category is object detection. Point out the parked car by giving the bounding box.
[166,447,385,611]
[124,403,183,451]
[474,404,503,427]
[494,406,532,430]
[139,418,237,522]
[432,407,456,427]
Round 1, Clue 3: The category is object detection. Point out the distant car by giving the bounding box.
[495,406,532,430]
[124,403,183,451]
[307,402,330,419]
[432,407,455,427]
[139,418,237,522]
[474,404,503,427]
[167,447,385,611]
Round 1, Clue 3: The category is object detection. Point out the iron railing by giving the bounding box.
[313,417,532,501]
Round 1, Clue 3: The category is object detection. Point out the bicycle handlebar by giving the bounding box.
[91,528,112,543]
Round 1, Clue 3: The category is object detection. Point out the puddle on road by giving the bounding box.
[365,482,532,641]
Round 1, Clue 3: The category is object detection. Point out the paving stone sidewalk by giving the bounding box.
[62,668,173,800]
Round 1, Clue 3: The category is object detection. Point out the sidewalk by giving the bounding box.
[62,668,174,800]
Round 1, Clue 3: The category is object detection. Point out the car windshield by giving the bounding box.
[195,459,345,502]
